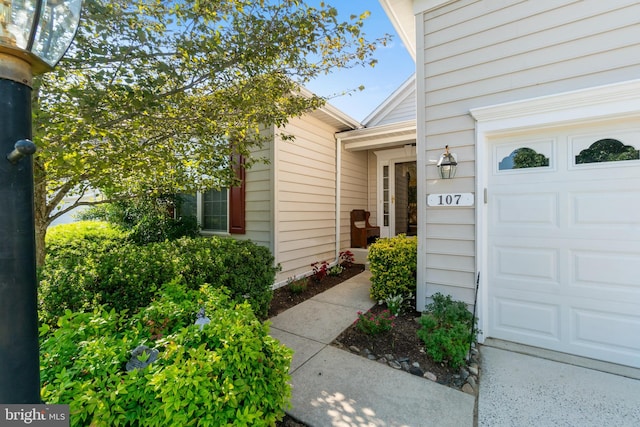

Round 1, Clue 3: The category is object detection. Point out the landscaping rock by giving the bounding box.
[462,383,475,395]
[424,372,437,382]
[409,366,424,377]
[388,360,402,370]
[349,345,360,354]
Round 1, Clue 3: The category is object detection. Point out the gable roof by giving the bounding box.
[362,73,416,127]
[297,85,363,132]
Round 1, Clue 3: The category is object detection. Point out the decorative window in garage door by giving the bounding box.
[496,139,553,172]
[575,138,639,164]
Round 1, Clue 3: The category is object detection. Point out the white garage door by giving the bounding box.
[487,124,640,368]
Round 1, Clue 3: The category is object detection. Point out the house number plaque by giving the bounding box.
[427,193,474,207]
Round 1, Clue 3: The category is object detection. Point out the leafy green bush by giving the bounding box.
[78,194,199,244]
[45,221,128,259]
[40,285,292,426]
[40,234,278,324]
[39,222,129,320]
[368,234,417,302]
[417,293,477,369]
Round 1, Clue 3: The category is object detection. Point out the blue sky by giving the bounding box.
[304,1,415,122]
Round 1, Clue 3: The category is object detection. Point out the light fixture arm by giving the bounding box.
[7,139,37,164]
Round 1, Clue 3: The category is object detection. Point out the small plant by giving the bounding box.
[385,294,405,316]
[417,293,477,370]
[311,260,329,282]
[354,309,395,335]
[328,264,344,276]
[287,277,308,294]
[339,250,355,268]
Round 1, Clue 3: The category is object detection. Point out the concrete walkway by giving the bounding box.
[268,271,475,427]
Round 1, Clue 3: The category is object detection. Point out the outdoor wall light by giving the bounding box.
[436,145,458,179]
[0,0,83,404]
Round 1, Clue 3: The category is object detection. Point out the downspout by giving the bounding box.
[335,136,342,265]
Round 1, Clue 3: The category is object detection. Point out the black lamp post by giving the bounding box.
[0,0,82,404]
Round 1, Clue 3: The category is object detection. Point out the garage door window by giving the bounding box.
[498,147,550,170]
[575,138,639,164]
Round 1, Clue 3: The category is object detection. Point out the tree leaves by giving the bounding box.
[33,0,387,238]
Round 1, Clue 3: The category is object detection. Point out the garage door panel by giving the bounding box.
[572,249,640,293]
[493,245,559,286]
[571,306,640,368]
[572,307,640,352]
[570,189,640,227]
[492,296,561,341]
[493,192,558,227]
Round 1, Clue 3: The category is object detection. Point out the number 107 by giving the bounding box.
[438,194,461,205]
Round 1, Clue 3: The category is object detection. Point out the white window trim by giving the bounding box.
[196,190,231,236]
[470,78,640,343]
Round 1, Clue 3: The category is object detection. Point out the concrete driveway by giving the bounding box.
[478,345,640,426]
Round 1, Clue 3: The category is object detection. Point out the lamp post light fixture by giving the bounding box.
[436,145,458,179]
[0,0,82,404]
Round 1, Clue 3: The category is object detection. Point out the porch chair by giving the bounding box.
[350,209,380,248]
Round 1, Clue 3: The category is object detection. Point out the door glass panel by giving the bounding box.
[395,162,417,236]
[383,165,389,227]
[499,147,549,170]
[575,139,640,164]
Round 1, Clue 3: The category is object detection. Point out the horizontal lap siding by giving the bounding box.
[419,0,640,307]
[375,89,417,126]
[237,143,273,248]
[340,147,368,249]
[276,116,338,280]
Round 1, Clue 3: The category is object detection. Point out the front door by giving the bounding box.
[376,147,417,238]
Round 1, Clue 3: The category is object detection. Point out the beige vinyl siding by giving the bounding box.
[374,87,416,126]
[275,115,338,281]
[339,146,368,249]
[367,152,378,223]
[236,143,273,248]
[418,0,640,307]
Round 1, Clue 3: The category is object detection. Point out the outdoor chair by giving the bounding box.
[350,209,380,248]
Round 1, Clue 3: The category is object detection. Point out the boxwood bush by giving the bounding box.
[367,234,417,302]
[40,223,278,323]
[40,284,292,426]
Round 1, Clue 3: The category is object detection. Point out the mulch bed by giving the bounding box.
[267,264,365,317]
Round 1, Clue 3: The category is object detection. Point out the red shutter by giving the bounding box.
[229,155,246,234]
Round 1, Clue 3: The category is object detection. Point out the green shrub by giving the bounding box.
[40,285,292,426]
[417,293,477,369]
[78,194,200,245]
[368,234,417,302]
[40,234,278,324]
[39,222,129,320]
[45,221,128,259]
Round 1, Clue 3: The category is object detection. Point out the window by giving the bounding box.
[202,188,228,231]
[575,138,639,164]
[176,155,245,234]
[499,147,549,170]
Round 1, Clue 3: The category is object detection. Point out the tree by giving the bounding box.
[32,0,387,265]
